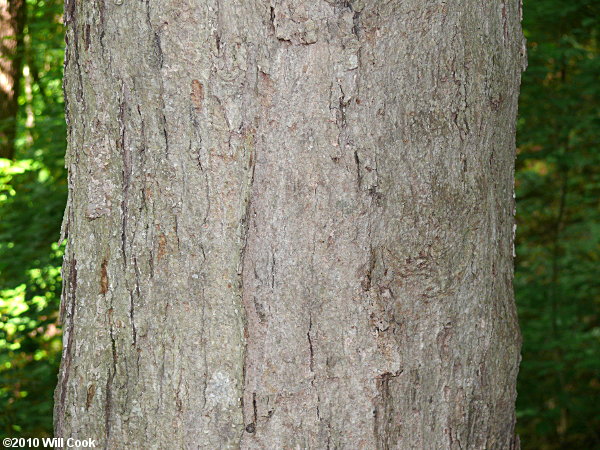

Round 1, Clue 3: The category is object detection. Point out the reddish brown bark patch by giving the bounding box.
[191,80,204,112]
[100,260,109,294]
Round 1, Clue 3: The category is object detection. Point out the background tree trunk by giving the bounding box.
[0,0,25,160]
[55,0,525,448]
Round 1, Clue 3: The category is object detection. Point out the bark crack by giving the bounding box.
[354,150,362,189]
[238,129,257,442]
[373,370,403,446]
[105,305,118,449]
[128,290,137,347]
[104,366,114,450]
[55,257,77,436]
[308,313,315,374]
[118,84,130,263]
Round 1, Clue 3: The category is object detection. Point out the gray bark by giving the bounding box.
[55,0,525,448]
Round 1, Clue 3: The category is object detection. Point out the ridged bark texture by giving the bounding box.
[55,0,526,448]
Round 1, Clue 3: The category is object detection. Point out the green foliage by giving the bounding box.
[0,0,65,438]
[516,0,600,448]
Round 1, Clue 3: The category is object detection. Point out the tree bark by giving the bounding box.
[0,0,25,160]
[55,0,526,448]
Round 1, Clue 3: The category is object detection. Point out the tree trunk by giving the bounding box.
[55,0,526,448]
[0,0,25,160]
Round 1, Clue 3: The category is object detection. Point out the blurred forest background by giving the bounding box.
[0,0,598,448]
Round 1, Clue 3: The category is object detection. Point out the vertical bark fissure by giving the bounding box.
[104,261,117,447]
[307,313,315,375]
[118,85,129,262]
[103,365,115,450]
[128,291,137,347]
[54,257,77,436]
[239,125,257,442]
[374,370,403,449]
